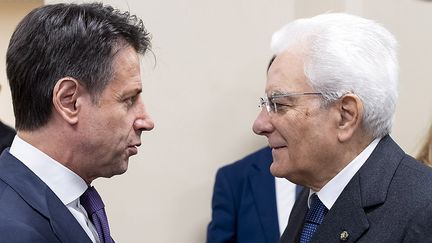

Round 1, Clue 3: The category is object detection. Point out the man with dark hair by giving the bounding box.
[0,3,154,242]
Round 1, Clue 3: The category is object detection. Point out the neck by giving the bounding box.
[309,134,375,191]
[17,123,87,182]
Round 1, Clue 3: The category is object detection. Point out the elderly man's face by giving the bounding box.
[253,50,339,188]
[77,46,154,183]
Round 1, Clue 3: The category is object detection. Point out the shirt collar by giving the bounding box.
[309,137,381,210]
[9,135,88,205]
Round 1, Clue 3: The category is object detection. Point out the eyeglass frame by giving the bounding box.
[259,92,323,113]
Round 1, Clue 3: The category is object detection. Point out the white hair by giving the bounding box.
[271,13,398,139]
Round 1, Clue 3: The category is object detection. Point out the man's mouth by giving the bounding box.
[270,144,286,149]
[127,145,139,155]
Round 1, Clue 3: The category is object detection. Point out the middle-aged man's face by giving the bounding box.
[78,45,154,182]
[253,49,339,187]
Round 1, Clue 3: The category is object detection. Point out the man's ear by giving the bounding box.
[52,77,81,125]
[336,94,364,142]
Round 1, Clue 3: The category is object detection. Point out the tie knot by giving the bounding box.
[306,194,328,225]
[80,186,105,215]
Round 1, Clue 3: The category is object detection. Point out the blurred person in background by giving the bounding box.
[418,123,432,166]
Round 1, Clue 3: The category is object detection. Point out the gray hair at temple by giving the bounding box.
[271,13,398,139]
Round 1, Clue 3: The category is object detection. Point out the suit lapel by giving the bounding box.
[312,136,404,242]
[312,176,369,242]
[249,150,279,243]
[279,188,308,243]
[46,190,93,243]
[0,151,91,243]
[0,150,52,219]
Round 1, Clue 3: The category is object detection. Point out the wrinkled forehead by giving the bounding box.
[266,50,312,94]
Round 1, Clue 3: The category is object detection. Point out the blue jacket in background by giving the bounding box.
[207,147,280,243]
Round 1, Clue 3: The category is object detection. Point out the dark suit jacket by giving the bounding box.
[0,121,15,153]
[0,150,92,243]
[280,135,432,243]
[207,147,282,243]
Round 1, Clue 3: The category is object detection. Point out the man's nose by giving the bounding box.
[134,98,155,132]
[252,108,273,136]
[134,114,154,132]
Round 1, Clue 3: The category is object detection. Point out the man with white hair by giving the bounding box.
[253,13,432,242]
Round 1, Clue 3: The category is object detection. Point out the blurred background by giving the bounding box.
[1,0,431,242]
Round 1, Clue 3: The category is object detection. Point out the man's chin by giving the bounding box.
[117,163,129,175]
[107,161,129,178]
[270,161,287,178]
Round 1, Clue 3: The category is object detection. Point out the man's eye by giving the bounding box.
[275,102,294,109]
[276,102,294,107]
[125,96,137,106]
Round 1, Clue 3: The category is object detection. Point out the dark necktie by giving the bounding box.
[299,194,328,243]
[80,186,114,243]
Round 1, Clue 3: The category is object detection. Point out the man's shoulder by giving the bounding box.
[360,154,432,240]
[0,173,39,215]
[0,216,58,243]
[395,153,432,192]
[0,179,59,242]
[0,155,83,243]
[0,152,48,219]
[381,136,432,188]
[363,136,432,199]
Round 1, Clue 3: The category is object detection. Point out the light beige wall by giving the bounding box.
[294,0,345,16]
[1,0,431,242]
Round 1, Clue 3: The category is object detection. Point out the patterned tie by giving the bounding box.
[299,194,328,243]
[80,186,114,243]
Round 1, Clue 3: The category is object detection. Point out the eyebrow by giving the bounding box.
[271,94,297,103]
[123,86,142,97]
[266,89,286,97]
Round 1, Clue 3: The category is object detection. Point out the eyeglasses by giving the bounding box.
[259,92,323,113]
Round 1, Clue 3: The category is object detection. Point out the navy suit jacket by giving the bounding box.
[0,150,92,243]
[280,135,432,243]
[207,147,289,243]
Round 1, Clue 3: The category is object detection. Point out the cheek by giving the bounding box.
[273,114,308,142]
[103,108,131,128]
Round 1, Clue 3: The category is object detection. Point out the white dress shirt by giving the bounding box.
[309,138,381,209]
[9,135,100,243]
[275,177,297,236]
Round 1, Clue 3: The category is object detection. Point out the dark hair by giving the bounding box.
[6,3,151,131]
